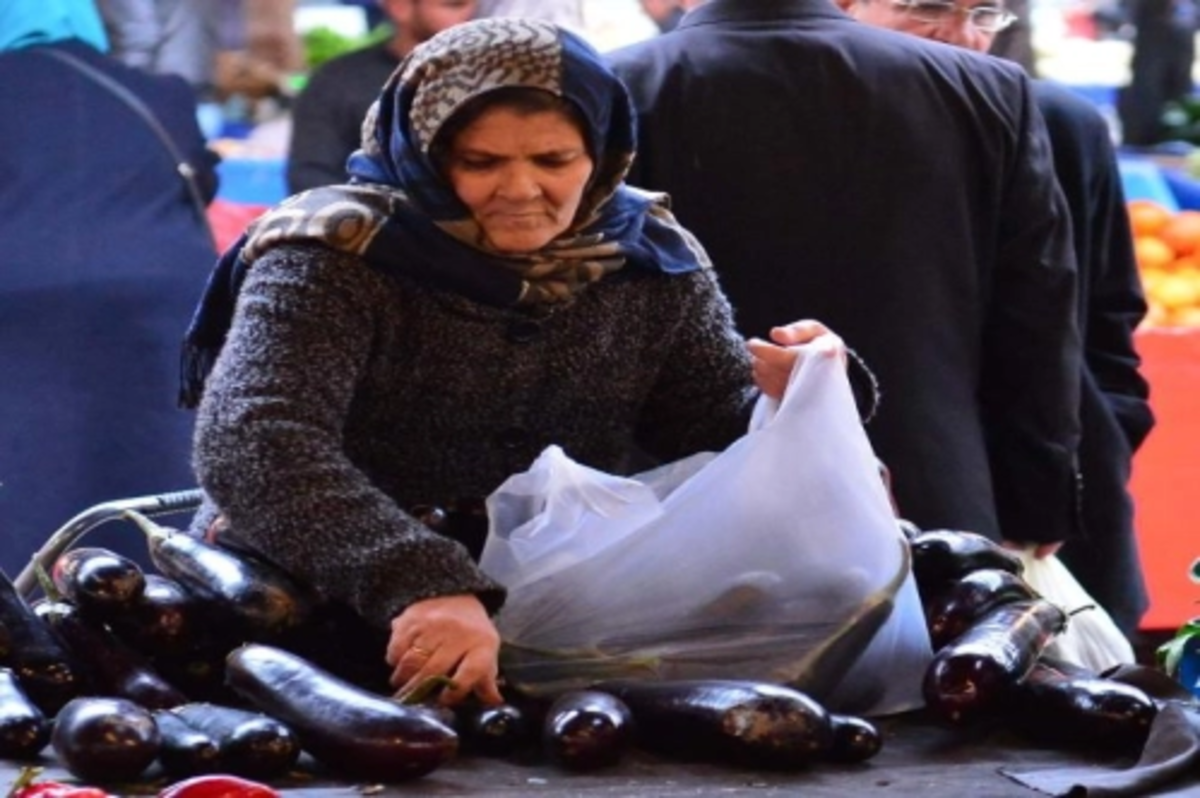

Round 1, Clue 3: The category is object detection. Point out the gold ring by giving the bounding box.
[410,645,433,658]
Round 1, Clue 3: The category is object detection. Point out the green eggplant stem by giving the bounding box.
[397,675,458,705]
[6,766,44,798]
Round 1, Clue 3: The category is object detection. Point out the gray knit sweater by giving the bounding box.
[192,243,758,629]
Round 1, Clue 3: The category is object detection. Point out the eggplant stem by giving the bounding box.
[6,766,44,798]
[397,675,458,704]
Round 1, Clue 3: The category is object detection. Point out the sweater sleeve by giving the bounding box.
[634,269,759,460]
[192,245,505,628]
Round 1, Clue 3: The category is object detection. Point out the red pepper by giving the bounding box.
[12,784,110,798]
[7,767,111,798]
[156,775,281,798]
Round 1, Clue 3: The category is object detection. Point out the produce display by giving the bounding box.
[0,510,1178,794]
[1129,199,1200,327]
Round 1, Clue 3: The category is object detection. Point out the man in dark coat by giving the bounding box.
[286,0,477,193]
[0,1,218,575]
[844,0,1155,634]
[608,0,1084,558]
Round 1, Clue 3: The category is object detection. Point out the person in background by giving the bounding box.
[474,0,585,31]
[987,0,1036,74]
[844,0,1154,634]
[639,0,687,31]
[1119,0,1198,146]
[286,0,476,193]
[95,0,221,97]
[184,17,843,704]
[0,0,219,574]
[608,1,1084,562]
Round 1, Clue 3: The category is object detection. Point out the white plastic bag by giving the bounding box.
[480,340,933,715]
[1015,549,1136,673]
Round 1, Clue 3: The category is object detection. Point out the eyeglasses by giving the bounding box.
[889,0,1018,32]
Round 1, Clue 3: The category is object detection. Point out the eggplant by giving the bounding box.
[594,679,832,769]
[224,644,456,782]
[50,547,146,620]
[825,713,882,763]
[0,667,50,759]
[1006,660,1158,752]
[542,690,633,771]
[458,702,530,757]
[37,599,188,710]
[922,568,1039,650]
[124,511,317,642]
[0,568,85,714]
[152,708,223,777]
[108,574,204,658]
[51,696,161,783]
[171,702,301,781]
[909,529,1024,587]
[923,598,1068,725]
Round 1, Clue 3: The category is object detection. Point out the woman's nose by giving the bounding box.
[496,165,540,200]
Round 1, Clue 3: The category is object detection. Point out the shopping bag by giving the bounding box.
[1015,549,1136,673]
[480,339,933,716]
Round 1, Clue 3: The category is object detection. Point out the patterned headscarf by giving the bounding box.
[180,18,710,408]
[0,0,109,52]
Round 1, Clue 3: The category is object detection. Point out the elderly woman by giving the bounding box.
[183,17,837,705]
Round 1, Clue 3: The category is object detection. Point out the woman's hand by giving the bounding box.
[386,594,503,706]
[746,319,844,400]
[1001,540,1064,559]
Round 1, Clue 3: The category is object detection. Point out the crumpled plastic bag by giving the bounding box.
[480,340,933,715]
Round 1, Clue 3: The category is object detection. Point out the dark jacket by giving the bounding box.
[286,42,399,193]
[608,0,1083,546]
[0,40,217,573]
[1034,81,1154,632]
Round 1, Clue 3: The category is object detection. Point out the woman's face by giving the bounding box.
[443,105,594,254]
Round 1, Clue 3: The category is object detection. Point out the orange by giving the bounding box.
[1157,210,1200,256]
[1152,273,1200,311]
[1128,199,1173,238]
[1134,235,1176,271]
[1171,306,1200,327]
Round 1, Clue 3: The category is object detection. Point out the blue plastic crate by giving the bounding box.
[1118,156,1180,212]
[216,157,287,206]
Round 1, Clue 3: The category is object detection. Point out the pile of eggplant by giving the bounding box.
[0,511,884,788]
[905,523,1159,753]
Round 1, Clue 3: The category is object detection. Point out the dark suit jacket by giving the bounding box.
[0,40,217,573]
[1034,81,1154,632]
[609,0,1083,546]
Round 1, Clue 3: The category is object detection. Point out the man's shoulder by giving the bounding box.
[306,43,397,84]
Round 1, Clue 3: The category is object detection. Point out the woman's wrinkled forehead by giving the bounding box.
[400,18,567,152]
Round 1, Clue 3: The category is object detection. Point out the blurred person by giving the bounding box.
[286,0,477,193]
[609,0,1084,562]
[0,0,220,574]
[988,0,1035,74]
[475,0,585,30]
[845,0,1155,633]
[1119,0,1198,145]
[640,0,686,31]
[95,0,221,97]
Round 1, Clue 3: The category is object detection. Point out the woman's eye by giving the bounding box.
[535,154,578,168]
[456,157,498,171]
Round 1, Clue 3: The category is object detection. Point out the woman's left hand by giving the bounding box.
[747,319,844,400]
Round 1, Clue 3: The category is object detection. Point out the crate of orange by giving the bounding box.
[1125,199,1200,633]
[1130,199,1200,328]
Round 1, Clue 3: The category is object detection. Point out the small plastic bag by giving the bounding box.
[1015,549,1136,673]
[480,340,933,715]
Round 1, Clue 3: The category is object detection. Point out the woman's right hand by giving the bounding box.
[385,593,504,706]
